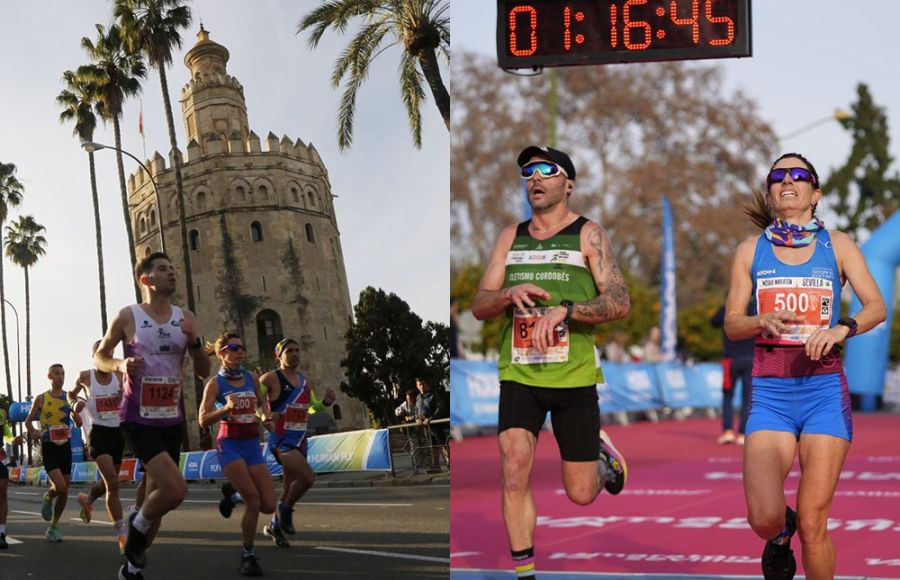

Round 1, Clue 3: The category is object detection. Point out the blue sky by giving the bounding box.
[0,1,449,399]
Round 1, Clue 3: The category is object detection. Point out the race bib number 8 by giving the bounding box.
[511,307,570,365]
[226,392,257,423]
[756,277,833,345]
[140,376,181,419]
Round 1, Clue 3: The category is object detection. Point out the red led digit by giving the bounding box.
[610,3,618,48]
[564,6,571,50]
[670,0,699,44]
[705,0,735,46]
[624,0,651,50]
[509,5,538,56]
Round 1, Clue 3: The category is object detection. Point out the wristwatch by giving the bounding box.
[189,336,203,350]
[837,317,858,338]
[560,300,574,324]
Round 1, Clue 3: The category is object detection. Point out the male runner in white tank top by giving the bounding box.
[95,252,210,580]
[70,340,126,553]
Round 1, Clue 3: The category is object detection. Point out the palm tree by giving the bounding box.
[4,215,47,411]
[0,162,23,408]
[298,0,450,150]
[79,22,146,303]
[114,0,196,313]
[58,70,109,334]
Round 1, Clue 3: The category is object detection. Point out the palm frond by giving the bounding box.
[398,51,425,149]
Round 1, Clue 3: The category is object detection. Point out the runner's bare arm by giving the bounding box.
[182,310,212,379]
[94,307,139,375]
[833,231,886,333]
[575,222,630,325]
[198,378,229,428]
[24,394,42,440]
[472,225,550,320]
[68,370,90,414]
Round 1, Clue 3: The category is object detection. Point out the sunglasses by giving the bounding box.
[219,343,244,353]
[521,161,568,180]
[766,167,818,187]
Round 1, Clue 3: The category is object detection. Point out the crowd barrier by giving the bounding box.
[6,428,391,485]
[451,359,742,427]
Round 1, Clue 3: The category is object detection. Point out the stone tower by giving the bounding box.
[127,28,367,447]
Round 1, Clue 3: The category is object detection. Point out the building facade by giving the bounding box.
[127,28,367,446]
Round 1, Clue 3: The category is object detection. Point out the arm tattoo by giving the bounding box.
[575,228,630,324]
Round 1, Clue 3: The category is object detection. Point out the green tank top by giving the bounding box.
[499,216,600,387]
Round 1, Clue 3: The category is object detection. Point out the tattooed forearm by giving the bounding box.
[576,226,631,324]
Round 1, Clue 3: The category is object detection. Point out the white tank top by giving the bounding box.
[86,369,122,427]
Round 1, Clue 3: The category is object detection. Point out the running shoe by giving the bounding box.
[717,430,736,444]
[124,511,148,568]
[0,532,8,549]
[279,503,296,535]
[41,492,53,521]
[118,533,127,555]
[219,482,236,519]
[598,429,627,495]
[762,506,797,580]
[45,526,63,543]
[240,552,263,576]
[78,492,93,523]
[263,523,290,548]
[118,564,145,580]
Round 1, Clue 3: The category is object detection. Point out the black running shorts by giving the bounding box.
[121,422,183,466]
[498,381,600,462]
[41,440,73,476]
[88,424,125,465]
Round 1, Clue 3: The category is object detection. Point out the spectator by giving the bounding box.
[415,378,448,471]
[604,330,628,363]
[396,389,428,470]
[711,302,755,445]
[395,390,418,424]
[642,326,665,362]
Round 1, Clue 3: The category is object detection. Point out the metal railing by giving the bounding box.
[385,418,450,476]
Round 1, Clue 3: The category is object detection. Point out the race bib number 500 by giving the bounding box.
[140,376,181,419]
[511,307,570,365]
[226,392,258,423]
[756,277,833,344]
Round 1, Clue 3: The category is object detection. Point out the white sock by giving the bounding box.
[0,524,6,534]
[115,520,125,535]
[127,562,142,574]
[133,510,152,534]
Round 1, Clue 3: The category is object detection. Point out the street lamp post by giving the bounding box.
[3,298,23,464]
[779,109,852,142]
[81,141,166,254]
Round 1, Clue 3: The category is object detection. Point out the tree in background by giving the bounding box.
[298,0,450,150]
[341,287,448,426]
[79,23,146,302]
[825,83,900,239]
[58,69,109,334]
[0,162,23,409]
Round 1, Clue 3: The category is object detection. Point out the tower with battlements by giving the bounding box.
[127,28,366,446]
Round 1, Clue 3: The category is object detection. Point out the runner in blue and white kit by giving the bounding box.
[258,338,335,547]
[199,332,275,576]
[95,252,210,580]
[725,153,886,580]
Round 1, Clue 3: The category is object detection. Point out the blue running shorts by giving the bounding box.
[745,372,852,441]
[216,436,266,468]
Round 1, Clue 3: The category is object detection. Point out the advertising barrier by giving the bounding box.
[452,359,730,427]
[22,427,392,484]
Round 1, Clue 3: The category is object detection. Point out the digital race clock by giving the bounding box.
[497,0,751,69]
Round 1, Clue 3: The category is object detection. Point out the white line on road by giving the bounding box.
[315,546,449,563]
[10,510,41,517]
[69,518,114,526]
[180,499,412,507]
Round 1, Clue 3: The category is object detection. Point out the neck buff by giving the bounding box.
[218,365,245,380]
[764,218,825,247]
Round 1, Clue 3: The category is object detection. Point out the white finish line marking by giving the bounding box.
[315,546,449,563]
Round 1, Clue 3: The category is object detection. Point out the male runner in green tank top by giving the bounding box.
[473,146,631,580]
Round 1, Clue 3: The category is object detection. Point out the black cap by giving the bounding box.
[517,145,576,180]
